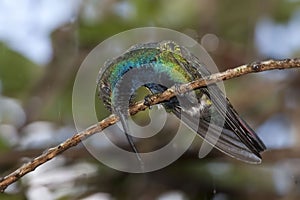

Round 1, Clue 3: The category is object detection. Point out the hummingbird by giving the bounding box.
[97,41,266,164]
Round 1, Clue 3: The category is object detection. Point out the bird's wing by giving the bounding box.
[172,103,263,163]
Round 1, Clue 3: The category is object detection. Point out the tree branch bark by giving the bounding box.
[1,58,300,192]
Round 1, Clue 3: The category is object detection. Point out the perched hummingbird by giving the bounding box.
[97,41,266,164]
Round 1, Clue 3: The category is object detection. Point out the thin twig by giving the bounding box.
[1,58,300,192]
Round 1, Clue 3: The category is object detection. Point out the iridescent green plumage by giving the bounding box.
[98,41,266,163]
[99,42,198,109]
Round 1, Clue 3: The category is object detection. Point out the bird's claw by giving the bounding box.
[143,94,152,107]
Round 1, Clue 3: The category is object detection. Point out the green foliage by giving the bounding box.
[78,0,200,46]
[272,0,300,22]
[0,137,10,151]
[0,193,25,200]
[0,43,40,98]
[217,0,259,44]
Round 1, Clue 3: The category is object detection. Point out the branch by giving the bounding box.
[1,58,300,192]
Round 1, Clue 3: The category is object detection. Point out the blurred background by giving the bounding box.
[1,0,300,199]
